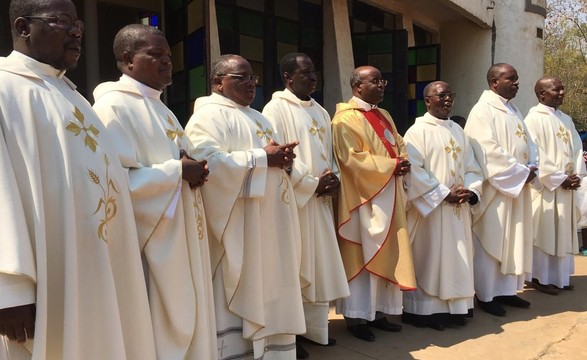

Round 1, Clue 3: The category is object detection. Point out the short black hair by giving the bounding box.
[9,0,56,35]
[279,52,309,79]
[113,24,164,65]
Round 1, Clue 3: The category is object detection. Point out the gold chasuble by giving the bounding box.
[332,100,416,290]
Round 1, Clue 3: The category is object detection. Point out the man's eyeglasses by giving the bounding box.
[427,92,456,100]
[363,79,388,87]
[219,73,259,84]
[23,14,84,33]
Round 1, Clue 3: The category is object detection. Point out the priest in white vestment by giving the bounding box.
[332,66,416,342]
[92,25,216,359]
[403,81,483,330]
[262,53,350,357]
[185,54,306,360]
[524,76,585,294]
[464,63,536,317]
[0,1,156,359]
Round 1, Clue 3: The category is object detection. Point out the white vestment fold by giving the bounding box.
[262,89,349,344]
[93,76,217,360]
[186,93,305,360]
[465,90,534,300]
[524,103,586,287]
[0,52,156,360]
[403,113,483,314]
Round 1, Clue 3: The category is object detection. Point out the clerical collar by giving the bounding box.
[540,103,557,115]
[120,74,162,99]
[284,88,313,107]
[352,96,378,111]
[12,50,66,78]
[495,92,517,114]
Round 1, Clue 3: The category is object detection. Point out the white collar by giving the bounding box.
[120,74,162,99]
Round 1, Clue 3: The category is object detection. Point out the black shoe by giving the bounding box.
[531,278,560,295]
[449,314,467,326]
[465,308,474,318]
[475,296,506,316]
[299,336,336,346]
[494,295,531,308]
[347,324,375,342]
[367,317,402,332]
[296,339,309,359]
[401,312,445,331]
[562,284,575,291]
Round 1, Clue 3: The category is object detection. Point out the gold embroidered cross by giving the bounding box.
[556,125,570,145]
[254,119,273,142]
[515,124,527,142]
[444,138,462,160]
[165,116,184,140]
[66,106,100,152]
[309,119,326,142]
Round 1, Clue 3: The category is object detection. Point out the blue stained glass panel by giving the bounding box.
[186,29,205,68]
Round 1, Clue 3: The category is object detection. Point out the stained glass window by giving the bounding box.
[215,0,324,110]
[165,0,207,126]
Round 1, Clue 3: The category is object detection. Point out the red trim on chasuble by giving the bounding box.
[360,109,397,158]
[336,110,412,289]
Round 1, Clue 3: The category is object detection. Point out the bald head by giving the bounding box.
[534,76,557,97]
[350,66,385,105]
[534,76,565,108]
[113,24,164,70]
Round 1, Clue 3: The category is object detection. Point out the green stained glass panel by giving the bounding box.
[417,100,426,116]
[408,49,416,66]
[239,12,264,38]
[216,5,234,31]
[352,35,367,55]
[189,66,206,100]
[417,47,437,64]
[277,20,299,44]
[368,33,393,54]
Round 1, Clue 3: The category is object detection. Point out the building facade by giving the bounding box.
[0,0,546,132]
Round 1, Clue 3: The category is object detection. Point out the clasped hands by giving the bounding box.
[316,169,340,197]
[445,186,474,204]
[561,174,581,190]
[394,157,411,176]
[180,149,209,189]
[264,139,299,169]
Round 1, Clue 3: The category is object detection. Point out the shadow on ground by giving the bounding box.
[305,256,587,360]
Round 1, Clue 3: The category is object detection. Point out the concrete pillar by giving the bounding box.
[493,0,544,115]
[84,0,99,100]
[208,0,220,61]
[323,0,354,115]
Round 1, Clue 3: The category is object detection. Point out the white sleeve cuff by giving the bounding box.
[488,163,529,198]
[412,184,450,217]
[0,274,35,309]
[240,148,268,198]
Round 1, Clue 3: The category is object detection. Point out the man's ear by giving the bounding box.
[283,72,292,83]
[122,51,133,69]
[14,18,30,38]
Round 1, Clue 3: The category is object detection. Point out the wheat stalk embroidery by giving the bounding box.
[88,154,119,242]
[254,119,273,142]
[193,193,205,240]
[279,174,290,204]
[66,107,100,152]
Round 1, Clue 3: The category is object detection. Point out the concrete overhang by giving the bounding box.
[364,0,494,30]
